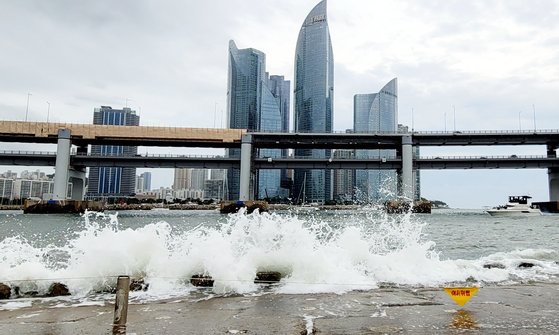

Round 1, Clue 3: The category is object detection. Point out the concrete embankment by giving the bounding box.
[0,283,557,334]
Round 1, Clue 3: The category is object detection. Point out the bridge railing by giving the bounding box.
[252,128,559,135]
[418,155,550,160]
[0,150,57,155]
[0,151,554,161]
[413,129,559,135]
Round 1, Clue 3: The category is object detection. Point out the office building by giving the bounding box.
[332,149,355,202]
[293,0,334,204]
[353,78,398,202]
[226,40,290,200]
[0,178,14,201]
[258,74,290,200]
[87,106,140,198]
[204,179,225,201]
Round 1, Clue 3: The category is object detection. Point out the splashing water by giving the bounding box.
[0,208,558,303]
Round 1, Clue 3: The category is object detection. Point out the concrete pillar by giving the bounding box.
[549,168,559,201]
[239,134,252,201]
[547,144,558,201]
[69,168,86,200]
[400,135,413,200]
[53,129,71,200]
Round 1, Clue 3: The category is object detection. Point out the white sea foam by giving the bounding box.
[0,209,558,306]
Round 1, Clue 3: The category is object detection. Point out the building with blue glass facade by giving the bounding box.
[353,78,398,202]
[258,75,290,200]
[293,0,334,204]
[87,106,139,198]
[226,41,290,200]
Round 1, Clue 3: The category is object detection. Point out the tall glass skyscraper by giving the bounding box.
[293,0,334,204]
[87,106,139,198]
[354,78,398,202]
[226,41,290,200]
[226,40,265,200]
[258,75,290,200]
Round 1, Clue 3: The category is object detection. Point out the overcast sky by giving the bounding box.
[1,0,558,208]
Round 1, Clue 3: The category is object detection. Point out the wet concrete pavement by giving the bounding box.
[0,283,558,334]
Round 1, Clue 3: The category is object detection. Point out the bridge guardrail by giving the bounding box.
[0,151,555,161]
[251,129,559,135]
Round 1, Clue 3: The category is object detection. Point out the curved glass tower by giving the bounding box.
[354,78,398,202]
[293,0,334,204]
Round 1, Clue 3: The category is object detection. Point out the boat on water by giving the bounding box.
[486,196,542,216]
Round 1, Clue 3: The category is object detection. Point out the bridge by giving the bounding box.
[0,121,558,202]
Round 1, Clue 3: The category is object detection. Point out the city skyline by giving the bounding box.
[1,0,558,207]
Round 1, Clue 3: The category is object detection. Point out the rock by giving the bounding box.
[0,283,11,299]
[254,271,282,284]
[130,279,149,291]
[190,275,214,287]
[518,262,535,268]
[47,282,70,297]
[483,263,506,269]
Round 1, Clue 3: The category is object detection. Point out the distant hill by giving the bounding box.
[430,200,449,208]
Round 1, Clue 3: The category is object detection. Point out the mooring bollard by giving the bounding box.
[113,275,130,333]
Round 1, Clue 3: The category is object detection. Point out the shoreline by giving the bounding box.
[1,283,558,334]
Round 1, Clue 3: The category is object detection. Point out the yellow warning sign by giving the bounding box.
[444,287,479,307]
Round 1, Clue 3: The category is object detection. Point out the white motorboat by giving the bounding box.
[486,196,542,216]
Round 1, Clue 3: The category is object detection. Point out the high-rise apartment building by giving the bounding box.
[135,172,152,193]
[173,169,207,191]
[87,106,140,198]
[226,40,290,200]
[293,0,334,204]
[354,78,398,202]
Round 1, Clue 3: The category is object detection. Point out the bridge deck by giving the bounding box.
[0,121,245,147]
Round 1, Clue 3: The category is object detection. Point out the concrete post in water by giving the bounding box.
[401,135,413,200]
[239,134,253,201]
[113,276,130,329]
[53,129,71,200]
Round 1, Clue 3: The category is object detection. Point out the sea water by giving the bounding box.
[0,208,557,308]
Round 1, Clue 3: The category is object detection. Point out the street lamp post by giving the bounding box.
[532,104,536,131]
[453,105,456,132]
[25,93,32,121]
[46,101,50,123]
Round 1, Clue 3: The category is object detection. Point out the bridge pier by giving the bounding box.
[69,168,86,200]
[399,135,414,200]
[239,134,253,201]
[547,144,559,201]
[53,129,71,200]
